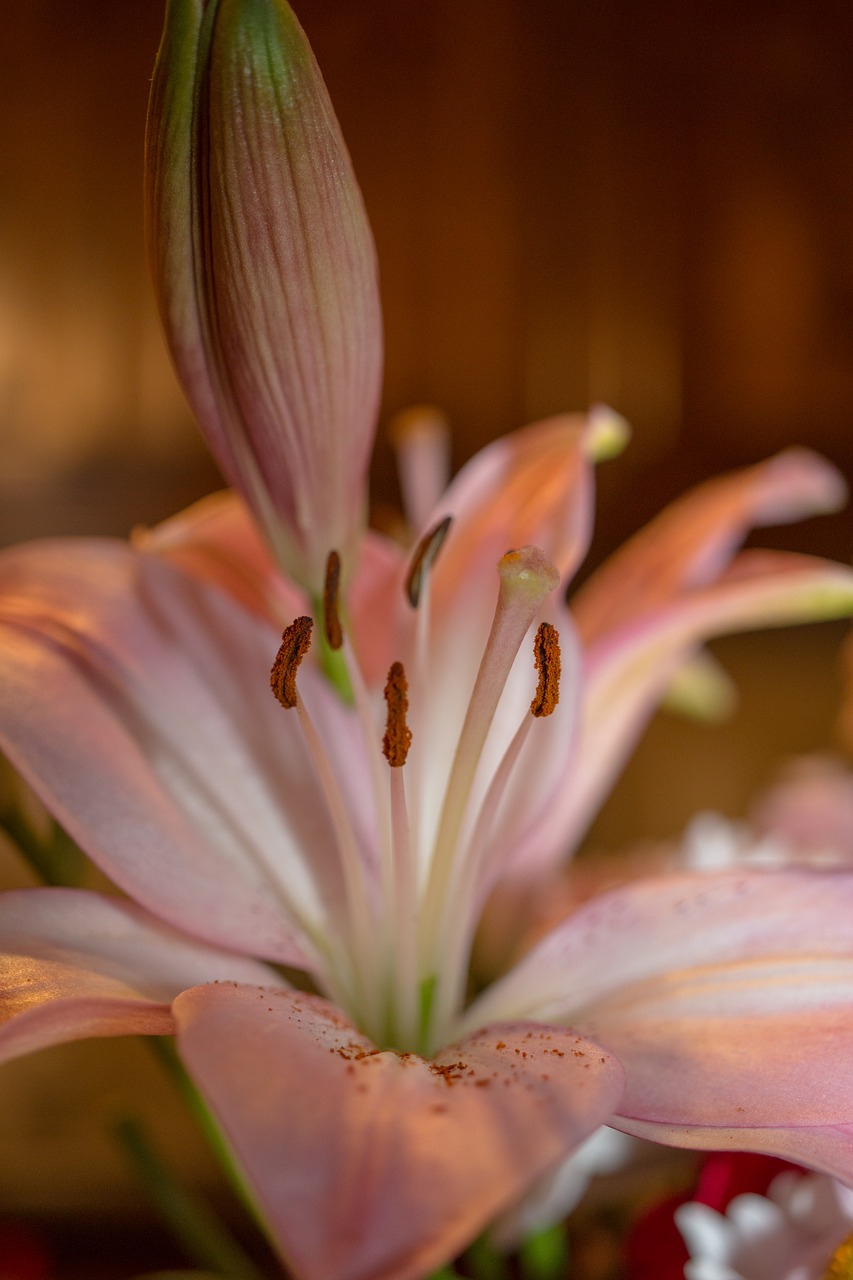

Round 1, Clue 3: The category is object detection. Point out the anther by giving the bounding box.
[531,621,561,717]
[382,661,412,767]
[405,516,452,607]
[270,616,313,709]
[323,550,344,650]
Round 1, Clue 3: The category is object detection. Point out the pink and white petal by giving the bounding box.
[0,888,281,996]
[0,888,282,1064]
[0,960,174,1064]
[466,871,853,1034]
[174,985,624,1280]
[613,1117,853,1190]
[428,411,620,612]
[573,448,847,645]
[138,490,404,687]
[345,532,407,687]
[0,539,372,972]
[586,965,853,1127]
[134,490,305,624]
[526,551,853,872]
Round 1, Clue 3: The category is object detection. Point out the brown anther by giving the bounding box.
[382,661,412,767]
[323,550,343,650]
[405,516,452,607]
[270,616,313,709]
[531,621,561,717]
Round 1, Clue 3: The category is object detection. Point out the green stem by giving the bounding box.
[2,811,87,886]
[148,1039,269,1238]
[114,1116,265,1280]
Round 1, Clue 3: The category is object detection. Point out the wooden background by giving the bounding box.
[0,0,852,1264]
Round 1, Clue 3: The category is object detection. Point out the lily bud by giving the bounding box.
[145,0,383,594]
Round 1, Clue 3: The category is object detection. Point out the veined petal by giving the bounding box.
[469,869,853,1150]
[0,539,376,975]
[0,888,279,1063]
[525,552,853,871]
[138,491,404,685]
[590,967,853,1127]
[174,984,624,1280]
[428,409,624,612]
[401,413,614,876]
[466,871,853,1037]
[573,448,847,645]
[615,1117,853,1191]
[134,488,305,622]
[146,0,383,593]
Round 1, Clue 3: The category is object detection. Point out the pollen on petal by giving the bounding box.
[405,516,453,607]
[383,661,412,767]
[323,550,344,650]
[531,621,561,717]
[271,617,313,709]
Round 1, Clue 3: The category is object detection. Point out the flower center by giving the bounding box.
[269,535,562,1054]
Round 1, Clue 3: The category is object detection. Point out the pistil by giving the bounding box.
[417,546,560,1046]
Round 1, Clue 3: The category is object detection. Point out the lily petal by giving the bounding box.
[146,0,383,592]
[573,448,847,645]
[469,871,853,1031]
[0,539,375,974]
[174,984,625,1280]
[522,551,853,871]
[0,888,278,1062]
[429,409,625,613]
[468,871,853,1136]
[134,489,305,622]
[138,491,404,685]
[615,1117,853,1190]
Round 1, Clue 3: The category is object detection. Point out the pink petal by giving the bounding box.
[573,448,847,645]
[398,413,608,876]
[0,961,173,1063]
[470,871,853,1130]
[613,1117,853,1189]
[138,492,404,687]
[0,539,374,973]
[174,985,624,1280]
[428,412,608,611]
[134,489,305,623]
[473,870,853,1025]
[0,888,278,1062]
[533,551,853,869]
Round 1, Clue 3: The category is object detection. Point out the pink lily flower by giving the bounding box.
[2,2,853,1277]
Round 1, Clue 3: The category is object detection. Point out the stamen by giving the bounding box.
[323,550,344,650]
[270,616,313,709]
[389,405,452,532]
[531,621,561,717]
[405,516,453,607]
[383,661,412,767]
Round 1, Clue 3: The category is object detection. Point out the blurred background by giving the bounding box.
[0,0,852,1274]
